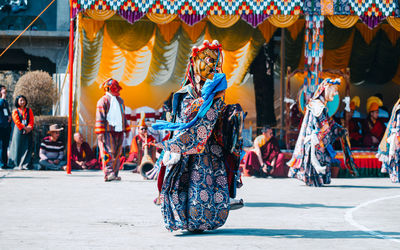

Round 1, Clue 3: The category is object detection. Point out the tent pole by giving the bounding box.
[66,2,74,175]
[279,28,285,141]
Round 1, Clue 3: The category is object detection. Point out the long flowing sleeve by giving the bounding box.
[122,102,130,133]
[161,98,224,155]
[27,108,34,128]
[12,109,24,130]
[316,109,344,149]
[95,96,107,134]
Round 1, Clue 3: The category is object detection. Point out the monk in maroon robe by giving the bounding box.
[71,132,100,170]
[243,126,287,177]
[362,97,386,148]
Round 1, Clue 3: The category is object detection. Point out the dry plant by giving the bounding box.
[13,70,57,115]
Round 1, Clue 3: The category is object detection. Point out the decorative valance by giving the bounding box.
[327,15,359,29]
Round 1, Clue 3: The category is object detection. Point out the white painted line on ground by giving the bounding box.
[345,194,400,244]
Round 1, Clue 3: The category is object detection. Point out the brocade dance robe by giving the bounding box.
[377,100,400,183]
[287,97,346,187]
[160,85,230,231]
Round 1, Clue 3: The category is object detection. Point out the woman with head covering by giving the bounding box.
[287,78,357,187]
[362,96,386,148]
[377,98,400,183]
[8,95,34,170]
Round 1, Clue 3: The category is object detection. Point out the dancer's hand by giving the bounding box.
[168,153,181,165]
[162,151,171,165]
[162,151,181,166]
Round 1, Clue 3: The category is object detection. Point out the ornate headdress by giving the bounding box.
[311,78,341,100]
[138,111,147,128]
[181,40,223,89]
[100,78,122,93]
[366,96,383,113]
[350,96,360,111]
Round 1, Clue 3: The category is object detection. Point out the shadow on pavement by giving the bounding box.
[244,202,353,209]
[177,228,400,239]
[327,185,400,189]
[0,176,49,179]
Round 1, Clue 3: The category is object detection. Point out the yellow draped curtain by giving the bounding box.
[85,10,115,21]
[268,15,299,28]
[323,30,355,69]
[387,17,400,32]
[327,15,359,29]
[287,19,305,40]
[79,18,271,125]
[146,13,178,24]
[207,15,241,28]
[355,23,379,44]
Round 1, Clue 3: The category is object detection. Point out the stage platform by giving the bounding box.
[241,150,385,178]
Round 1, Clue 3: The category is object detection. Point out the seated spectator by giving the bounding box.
[243,126,287,177]
[71,132,100,170]
[39,124,66,170]
[362,96,386,148]
[124,113,156,169]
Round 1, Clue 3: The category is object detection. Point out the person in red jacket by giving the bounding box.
[95,78,130,181]
[9,95,34,170]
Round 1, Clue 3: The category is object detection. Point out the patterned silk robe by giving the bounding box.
[287,97,346,187]
[160,86,230,231]
[377,100,400,183]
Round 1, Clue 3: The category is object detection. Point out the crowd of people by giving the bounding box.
[0,84,103,171]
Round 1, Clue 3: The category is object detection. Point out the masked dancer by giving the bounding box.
[152,40,244,232]
[377,98,400,183]
[287,78,358,187]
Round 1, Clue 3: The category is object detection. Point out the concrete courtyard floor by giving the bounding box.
[0,170,400,250]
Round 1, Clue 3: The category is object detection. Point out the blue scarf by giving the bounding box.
[152,73,227,131]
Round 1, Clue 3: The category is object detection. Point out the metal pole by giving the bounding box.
[280,28,286,141]
[66,2,74,174]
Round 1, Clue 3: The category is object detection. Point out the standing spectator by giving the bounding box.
[9,95,34,170]
[95,78,130,181]
[71,132,100,170]
[0,85,11,169]
[38,124,66,170]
